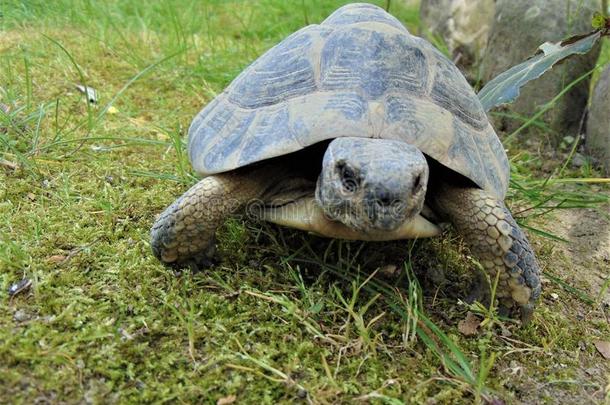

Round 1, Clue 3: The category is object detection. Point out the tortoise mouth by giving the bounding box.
[316,195,411,232]
[260,195,441,240]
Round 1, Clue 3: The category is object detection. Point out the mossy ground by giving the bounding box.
[1,1,609,403]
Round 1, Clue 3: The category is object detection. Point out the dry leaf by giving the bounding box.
[458,312,481,336]
[378,264,398,278]
[48,255,68,264]
[217,395,236,405]
[593,340,610,359]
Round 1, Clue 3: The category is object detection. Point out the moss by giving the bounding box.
[1,0,609,403]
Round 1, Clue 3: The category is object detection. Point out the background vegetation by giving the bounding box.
[1,0,608,403]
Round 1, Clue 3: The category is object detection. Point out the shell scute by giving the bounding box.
[237,106,291,166]
[324,92,368,121]
[322,3,408,32]
[187,3,510,200]
[320,29,428,99]
[228,28,318,109]
[430,53,487,130]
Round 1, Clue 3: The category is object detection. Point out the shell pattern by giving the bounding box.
[188,3,510,200]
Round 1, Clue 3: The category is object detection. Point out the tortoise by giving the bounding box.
[150,3,541,320]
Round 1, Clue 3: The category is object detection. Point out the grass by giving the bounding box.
[1,0,609,403]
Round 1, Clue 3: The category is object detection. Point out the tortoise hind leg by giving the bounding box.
[433,185,542,322]
[150,167,281,267]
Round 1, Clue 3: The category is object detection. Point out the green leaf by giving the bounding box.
[477,30,603,111]
[591,12,609,30]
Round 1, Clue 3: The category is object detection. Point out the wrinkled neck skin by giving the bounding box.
[315,137,429,233]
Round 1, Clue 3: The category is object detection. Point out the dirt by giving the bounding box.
[545,206,610,302]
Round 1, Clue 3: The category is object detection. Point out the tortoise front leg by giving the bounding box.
[434,185,542,322]
[150,167,277,267]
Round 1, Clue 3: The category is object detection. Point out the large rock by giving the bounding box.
[586,65,610,174]
[480,0,600,139]
[419,0,495,78]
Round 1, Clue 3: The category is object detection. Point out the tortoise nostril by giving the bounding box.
[413,174,422,193]
[374,189,394,207]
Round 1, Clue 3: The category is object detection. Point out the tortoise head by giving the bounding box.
[315,137,429,232]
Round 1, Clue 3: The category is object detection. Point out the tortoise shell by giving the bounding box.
[188,3,509,199]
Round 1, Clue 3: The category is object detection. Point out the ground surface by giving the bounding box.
[1,1,609,404]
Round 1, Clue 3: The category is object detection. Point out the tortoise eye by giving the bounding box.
[336,161,360,193]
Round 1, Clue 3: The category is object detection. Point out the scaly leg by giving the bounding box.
[434,185,541,322]
[150,166,282,266]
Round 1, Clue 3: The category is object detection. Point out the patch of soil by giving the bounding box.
[544,206,610,302]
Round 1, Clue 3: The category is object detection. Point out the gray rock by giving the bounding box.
[586,65,610,174]
[13,309,29,322]
[480,0,600,140]
[419,0,495,77]
[570,152,588,168]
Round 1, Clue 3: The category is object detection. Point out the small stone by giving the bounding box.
[594,340,610,359]
[13,309,29,322]
[8,278,32,297]
[562,135,575,146]
[584,367,597,375]
[570,152,588,168]
[379,264,399,278]
[549,292,559,300]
